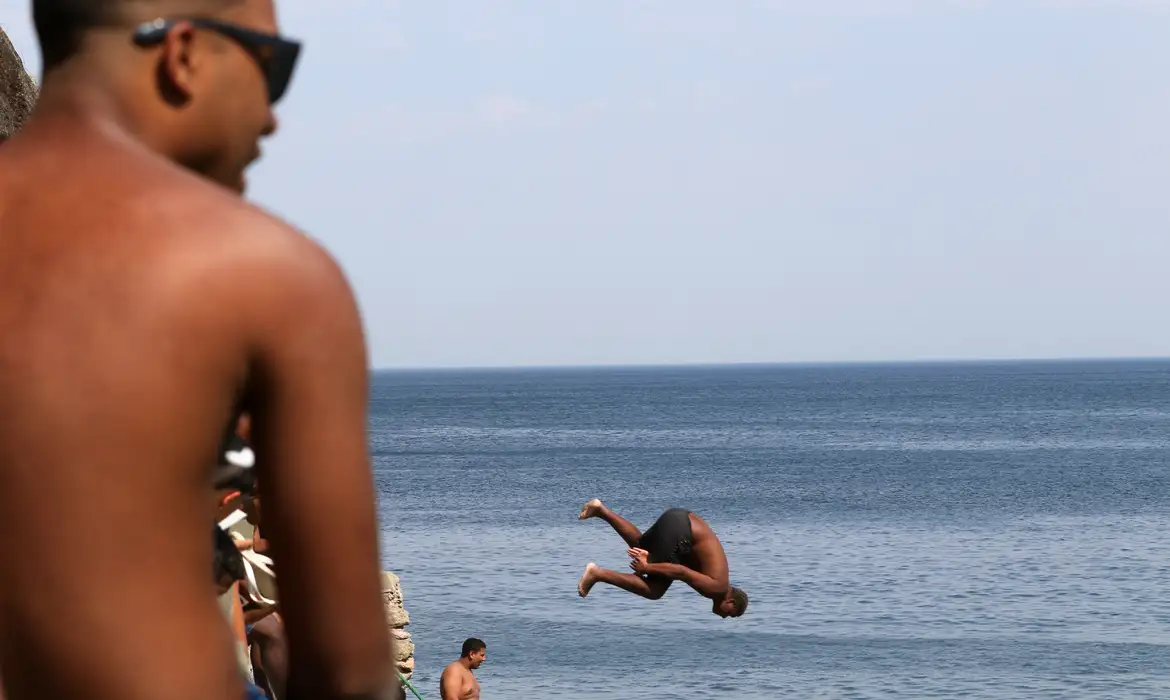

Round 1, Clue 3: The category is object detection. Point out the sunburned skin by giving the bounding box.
[0,1,396,699]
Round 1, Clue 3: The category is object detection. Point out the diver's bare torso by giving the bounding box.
[686,512,730,591]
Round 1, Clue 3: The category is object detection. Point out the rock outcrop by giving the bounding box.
[381,571,416,680]
[0,28,36,140]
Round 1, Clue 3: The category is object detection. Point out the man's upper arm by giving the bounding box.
[678,568,728,598]
[439,667,459,700]
[242,229,391,698]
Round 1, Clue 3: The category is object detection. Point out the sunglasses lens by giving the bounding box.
[266,42,300,104]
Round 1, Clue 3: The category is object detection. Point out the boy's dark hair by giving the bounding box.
[213,524,246,584]
[729,587,749,617]
[214,461,257,494]
[461,638,486,657]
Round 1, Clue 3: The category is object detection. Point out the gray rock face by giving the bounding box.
[0,29,36,140]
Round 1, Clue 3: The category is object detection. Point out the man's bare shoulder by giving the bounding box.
[4,126,338,278]
[177,192,342,285]
[111,162,353,324]
[0,130,356,371]
[440,661,471,679]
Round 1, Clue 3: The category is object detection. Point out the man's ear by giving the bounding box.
[156,20,200,106]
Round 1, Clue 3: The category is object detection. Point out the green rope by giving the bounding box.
[398,671,425,700]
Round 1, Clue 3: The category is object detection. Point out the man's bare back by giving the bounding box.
[0,1,395,698]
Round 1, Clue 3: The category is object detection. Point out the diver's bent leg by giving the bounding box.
[579,500,644,548]
[600,509,645,549]
[580,563,668,600]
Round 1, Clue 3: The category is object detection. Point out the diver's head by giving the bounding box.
[713,587,748,618]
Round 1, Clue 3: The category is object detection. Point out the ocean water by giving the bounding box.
[370,360,1170,699]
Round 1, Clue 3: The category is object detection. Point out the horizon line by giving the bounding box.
[370,354,1170,373]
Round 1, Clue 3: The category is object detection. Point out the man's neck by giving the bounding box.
[31,61,166,158]
[459,658,474,671]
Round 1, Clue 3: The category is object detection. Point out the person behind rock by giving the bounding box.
[214,524,249,597]
[439,638,487,700]
[235,489,269,553]
[576,500,749,618]
[246,605,287,700]
[213,437,277,696]
[0,1,395,699]
[214,526,279,700]
[216,411,257,493]
[234,491,287,700]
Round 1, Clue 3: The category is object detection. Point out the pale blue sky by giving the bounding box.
[3,1,1169,368]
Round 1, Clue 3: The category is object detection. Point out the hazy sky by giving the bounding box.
[2,1,1169,368]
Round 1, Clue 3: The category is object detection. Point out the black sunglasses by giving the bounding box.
[133,17,302,105]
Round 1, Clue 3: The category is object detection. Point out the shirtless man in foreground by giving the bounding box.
[576,500,749,618]
[0,1,395,699]
[439,639,487,700]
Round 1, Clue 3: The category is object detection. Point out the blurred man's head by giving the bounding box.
[235,411,251,441]
[214,410,256,493]
[32,0,301,192]
[213,525,245,594]
[241,492,261,524]
[461,638,487,669]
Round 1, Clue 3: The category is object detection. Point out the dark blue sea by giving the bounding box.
[370,360,1170,699]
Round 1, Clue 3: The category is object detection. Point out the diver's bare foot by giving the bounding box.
[578,562,599,597]
[578,498,604,520]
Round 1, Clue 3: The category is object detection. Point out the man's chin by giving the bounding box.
[202,172,247,195]
[230,166,249,194]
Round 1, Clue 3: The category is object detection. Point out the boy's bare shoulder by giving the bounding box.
[148,175,349,298]
[115,171,358,350]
